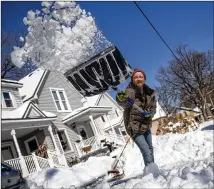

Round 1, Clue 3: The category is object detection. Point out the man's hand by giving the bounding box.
[116,90,128,102]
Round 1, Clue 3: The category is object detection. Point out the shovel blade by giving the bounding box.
[64,45,133,97]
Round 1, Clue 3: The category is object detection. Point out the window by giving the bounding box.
[1,142,17,161]
[50,88,70,111]
[57,130,71,152]
[101,116,105,122]
[2,92,13,108]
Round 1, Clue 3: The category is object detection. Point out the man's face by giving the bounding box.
[132,72,145,87]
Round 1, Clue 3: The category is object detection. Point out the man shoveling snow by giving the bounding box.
[116,68,159,178]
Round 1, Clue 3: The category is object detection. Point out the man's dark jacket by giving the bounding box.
[116,82,156,136]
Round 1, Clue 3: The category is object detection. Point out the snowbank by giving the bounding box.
[27,156,114,188]
[26,121,214,189]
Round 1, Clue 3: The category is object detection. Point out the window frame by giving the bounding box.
[49,88,71,112]
[1,91,15,108]
[56,128,74,153]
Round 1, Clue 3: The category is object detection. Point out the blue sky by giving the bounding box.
[1,1,213,98]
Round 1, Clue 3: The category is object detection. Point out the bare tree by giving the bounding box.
[1,29,36,80]
[156,44,214,121]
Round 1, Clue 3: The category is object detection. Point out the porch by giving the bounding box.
[2,124,68,177]
[62,106,127,160]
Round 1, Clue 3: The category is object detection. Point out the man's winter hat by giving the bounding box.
[131,68,146,81]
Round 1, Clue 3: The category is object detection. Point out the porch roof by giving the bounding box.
[2,101,57,123]
[62,106,112,123]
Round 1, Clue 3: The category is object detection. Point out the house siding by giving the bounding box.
[1,87,23,110]
[37,71,83,116]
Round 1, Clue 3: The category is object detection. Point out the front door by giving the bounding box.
[77,126,88,140]
[24,136,39,154]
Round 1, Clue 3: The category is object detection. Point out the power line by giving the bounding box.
[133,1,179,60]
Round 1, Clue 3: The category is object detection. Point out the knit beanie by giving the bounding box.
[131,68,146,82]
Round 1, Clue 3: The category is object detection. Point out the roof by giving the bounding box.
[62,106,112,123]
[103,116,124,130]
[18,68,47,102]
[152,101,167,121]
[1,79,23,88]
[85,92,123,111]
[2,101,56,120]
[84,95,101,106]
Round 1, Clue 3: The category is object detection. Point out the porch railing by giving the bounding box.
[4,157,22,171]
[24,155,36,174]
[4,151,67,177]
[36,156,50,170]
[76,134,126,157]
[47,150,67,167]
[103,133,125,146]
[77,136,100,156]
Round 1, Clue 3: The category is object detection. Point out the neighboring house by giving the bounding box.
[1,69,126,177]
[1,79,66,177]
[151,101,167,135]
[18,69,125,159]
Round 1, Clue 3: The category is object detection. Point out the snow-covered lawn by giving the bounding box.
[26,120,214,189]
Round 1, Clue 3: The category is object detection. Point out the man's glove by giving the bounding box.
[141,111,153,120]
[116,90,128,102]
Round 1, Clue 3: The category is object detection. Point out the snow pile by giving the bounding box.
[11,1,111,73]
[26,121,214,189]
[27,156,114,188]
[121,130,213,176]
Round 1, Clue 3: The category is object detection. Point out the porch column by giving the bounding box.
[48,126,60,154]
[104,114,116,135]
[89,115,100,147]
[10,129,29,177]
[89,115,99,135]
[11,129,22,157]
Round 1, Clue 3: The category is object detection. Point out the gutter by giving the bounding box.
[63,106,112,123]
[2,117,57,123]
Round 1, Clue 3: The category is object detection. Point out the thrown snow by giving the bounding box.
[27,121,214,189]
[11,1,111,73]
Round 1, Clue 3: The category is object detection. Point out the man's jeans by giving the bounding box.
[133,129,154,166]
